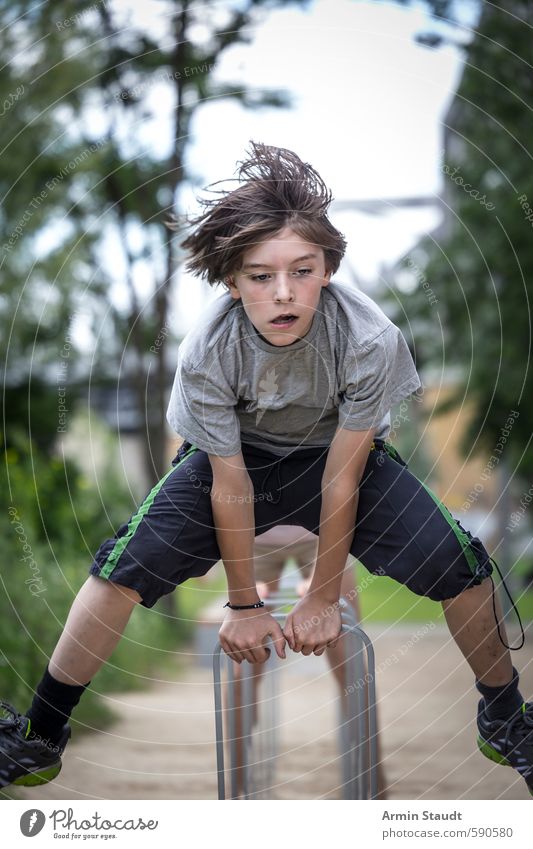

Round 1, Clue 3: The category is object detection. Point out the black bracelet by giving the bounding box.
[223,600,265,610]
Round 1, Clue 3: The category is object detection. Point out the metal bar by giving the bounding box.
[340,624,379,800]
[339,599,366,799]
[340,625,365,798]
[226,654,238,798]
[212,643,226,800]
[359,630,379,800]
[241,658,253,799]
[213,613,378,800]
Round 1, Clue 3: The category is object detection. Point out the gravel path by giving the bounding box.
[9,624,532,801]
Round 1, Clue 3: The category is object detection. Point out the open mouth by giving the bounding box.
[270,314,298,326]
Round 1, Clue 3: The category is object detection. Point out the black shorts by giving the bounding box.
[89,438,493,608]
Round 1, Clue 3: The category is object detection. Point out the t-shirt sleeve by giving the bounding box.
[338,324,422,432]
[166,350,241,456]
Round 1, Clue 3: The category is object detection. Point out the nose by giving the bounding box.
[273,273,294,302]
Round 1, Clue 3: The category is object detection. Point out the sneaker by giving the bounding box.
[0,701,70,788]
[477,698,533,796]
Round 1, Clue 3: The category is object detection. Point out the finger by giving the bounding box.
[244,641,270,664]
[284,616,300,651]
[301,644,314,657]
[219,634,242,663]
[292,626,304,653]
[271,622,287,658]
[253,645,271,665]
[223,643,243,664]
[219,639,239,664]
[259,636,273,664]
[241,649,258,664]
[314,645,327,657]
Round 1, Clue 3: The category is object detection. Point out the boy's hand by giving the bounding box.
[219,607,287,664]
[283,594,341,656]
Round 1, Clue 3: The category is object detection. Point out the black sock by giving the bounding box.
[475,666,524,722]
[26,666,91,746]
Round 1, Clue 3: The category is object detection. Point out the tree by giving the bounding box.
[90,0,317,483]
[382,1,533,484]
[2,0,312,485]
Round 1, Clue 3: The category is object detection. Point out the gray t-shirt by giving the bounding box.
[166,280,422,457]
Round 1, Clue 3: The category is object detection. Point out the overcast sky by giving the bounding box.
[110,0,480,334]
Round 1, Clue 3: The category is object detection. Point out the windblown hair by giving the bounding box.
[170,141,347,287]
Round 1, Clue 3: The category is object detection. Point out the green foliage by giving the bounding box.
[384,3,533,483]
[0,430,182,710]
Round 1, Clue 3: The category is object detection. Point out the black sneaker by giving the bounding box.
[0,701,70,788]
[477,698,533,797]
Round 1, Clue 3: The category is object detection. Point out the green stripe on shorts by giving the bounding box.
[382,441,480,577]
[99,443,198,579]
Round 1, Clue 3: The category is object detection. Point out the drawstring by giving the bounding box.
[260,456,285,504]
[488,556,525,651]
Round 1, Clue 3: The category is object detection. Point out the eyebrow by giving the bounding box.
[241,253,318,270]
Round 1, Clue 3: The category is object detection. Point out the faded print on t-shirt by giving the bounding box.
[166,281,422,457]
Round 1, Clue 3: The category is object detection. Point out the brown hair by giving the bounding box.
[170,141,347,288]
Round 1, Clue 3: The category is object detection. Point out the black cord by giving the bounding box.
[489,557,525,651]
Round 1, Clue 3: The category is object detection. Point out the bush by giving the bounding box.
[0,430,184,716]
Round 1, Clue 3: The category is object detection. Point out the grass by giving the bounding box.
[356,563,533,625]
[357,568,444,624]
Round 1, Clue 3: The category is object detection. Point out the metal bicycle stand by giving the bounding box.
[213,595,378,799]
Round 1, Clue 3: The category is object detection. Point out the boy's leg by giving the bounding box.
[1,440,290,788]
[340,439,531,795]
[48,576,142,685]
[23,441,220,747]
[22,577,141,749]
[441,576,513,687]
[0,577,143,788]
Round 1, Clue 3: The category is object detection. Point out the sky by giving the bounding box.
[106,0,481,335]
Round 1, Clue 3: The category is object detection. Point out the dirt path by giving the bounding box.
[10,624,532,801]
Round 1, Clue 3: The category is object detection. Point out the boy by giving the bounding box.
[1,142,531,797]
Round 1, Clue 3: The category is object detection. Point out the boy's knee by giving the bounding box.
[441,576,491,608]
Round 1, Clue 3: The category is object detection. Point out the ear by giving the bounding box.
[225,276,241,300]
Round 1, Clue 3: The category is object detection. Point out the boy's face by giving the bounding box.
[225,226,331,347]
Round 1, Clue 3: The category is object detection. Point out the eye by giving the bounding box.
[250,273,271,282]
[292,268,312,276]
